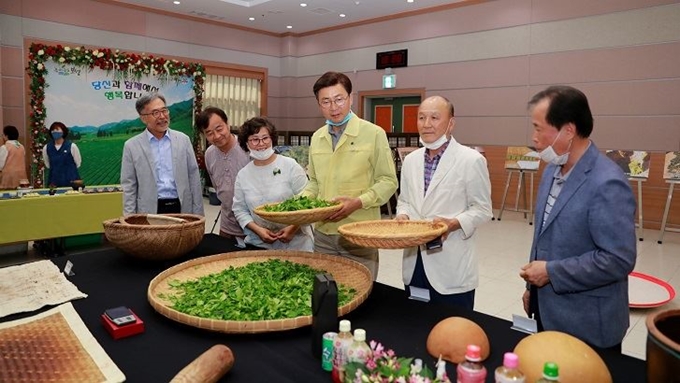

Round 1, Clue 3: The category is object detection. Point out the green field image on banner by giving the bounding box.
[60,99,195,186]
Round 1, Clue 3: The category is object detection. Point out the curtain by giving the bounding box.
[204,74,261,128]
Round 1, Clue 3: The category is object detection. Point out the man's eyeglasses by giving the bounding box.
[248,136,271,145]
[140,107,170,118]
[319,95,349,109]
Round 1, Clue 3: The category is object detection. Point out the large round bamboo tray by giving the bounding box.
[338,220,449,249]
[103,214,205,260]
[147,250,373,333]
[253,203,342,225]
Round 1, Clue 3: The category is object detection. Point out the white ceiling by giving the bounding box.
[109,0,470,35]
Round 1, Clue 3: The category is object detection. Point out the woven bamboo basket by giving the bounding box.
[338,220,449,249]
[147,250,373,333]
[253,203,342,226]
[103,214,205,260]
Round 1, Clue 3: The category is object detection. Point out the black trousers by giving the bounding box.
[157,198,181,214]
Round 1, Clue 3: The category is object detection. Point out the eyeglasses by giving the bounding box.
[319,95,349,109]
[140,107,170,118]
[248,136,271,145]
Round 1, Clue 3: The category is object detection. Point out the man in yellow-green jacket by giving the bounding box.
[303,71,398,280]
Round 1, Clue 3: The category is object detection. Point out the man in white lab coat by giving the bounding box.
[396,95,492,309]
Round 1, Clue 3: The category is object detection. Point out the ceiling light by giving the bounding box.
[339,14,346,18]
[173,0,180,4]
[248,17,255,21]
[286,25,293,29]
[407,0,414,3]
[300,3,307,6]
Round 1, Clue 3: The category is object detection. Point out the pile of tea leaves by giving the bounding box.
[159,259,356,321]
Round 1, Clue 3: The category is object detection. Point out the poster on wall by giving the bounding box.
[43,62,195,186]
[27,43,205,188]
[605,150,651,179]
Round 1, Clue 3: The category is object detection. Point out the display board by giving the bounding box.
[504,146,540,170]
[663,151,680,180]
[605,150,651,178]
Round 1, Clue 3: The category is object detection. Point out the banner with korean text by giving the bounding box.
[42,61,194,186]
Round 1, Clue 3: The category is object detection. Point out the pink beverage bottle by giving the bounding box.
[457,344,487,383]
[494,352,525,382]
[331,320,353,383]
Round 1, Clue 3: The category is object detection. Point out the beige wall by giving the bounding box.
[1,0,679,227]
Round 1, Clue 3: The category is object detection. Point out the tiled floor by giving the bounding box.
[205,201,680,361]
[4,199,677,361]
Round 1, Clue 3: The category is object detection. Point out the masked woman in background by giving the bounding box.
[42,122,81,187]
[232,117,313,251]
[0,125,28,189]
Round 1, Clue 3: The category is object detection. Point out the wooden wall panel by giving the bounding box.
[482,147,680,231]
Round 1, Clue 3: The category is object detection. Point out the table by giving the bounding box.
[0,235,646,382]
[0,192,122,244]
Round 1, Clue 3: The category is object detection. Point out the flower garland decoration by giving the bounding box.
[26,43,205,187]
[344,341,451,383]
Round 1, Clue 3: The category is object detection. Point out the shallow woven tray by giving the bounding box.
[338,220,449,249]
[103,214,205,261]
[148,250,373,333]
[253,202,342,225]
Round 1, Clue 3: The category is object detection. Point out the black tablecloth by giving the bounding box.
[2,234,645,382]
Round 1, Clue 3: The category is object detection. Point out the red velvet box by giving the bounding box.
[101,310,145,340]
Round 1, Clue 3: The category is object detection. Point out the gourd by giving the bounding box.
[514,331,612,383]
[170,344,234,383]
[426,317,490,364]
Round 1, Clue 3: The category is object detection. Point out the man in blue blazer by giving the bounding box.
[121,93,204,216]
[519,86,636,350]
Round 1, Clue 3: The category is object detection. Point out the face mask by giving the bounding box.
[419,134,449,150]
[326,111,354,127]
[51,131,63,140]
[539,130,571,165]
[249,147,275,161]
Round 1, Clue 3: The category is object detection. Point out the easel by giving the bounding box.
[657,180,679,244]
[629,177,645,241]
[495,168,536,225]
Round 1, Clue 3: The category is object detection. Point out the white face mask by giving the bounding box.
[249,147,275,161]
[539,130,571,165]
[419,135,449,150]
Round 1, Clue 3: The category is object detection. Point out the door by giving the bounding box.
[374,105,393,132]
[402,104,419,133]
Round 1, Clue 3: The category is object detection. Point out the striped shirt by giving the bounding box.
[542,165,572,229]
[423,140,450,195]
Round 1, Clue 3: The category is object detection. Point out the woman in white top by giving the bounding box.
[232,117,313,251]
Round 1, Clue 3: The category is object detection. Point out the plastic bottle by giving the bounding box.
[456,344,487,383]
[346,328,372,364]
[494,352,525,382]
[535,362,559,382]
[331,320,353,383]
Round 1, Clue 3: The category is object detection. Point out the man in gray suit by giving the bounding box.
[520,86,636,350]
[121,92,204,216]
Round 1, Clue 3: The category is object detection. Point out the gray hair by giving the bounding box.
[135,92,166,114]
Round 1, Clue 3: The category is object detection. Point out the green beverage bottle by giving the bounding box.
[535,362,559,383]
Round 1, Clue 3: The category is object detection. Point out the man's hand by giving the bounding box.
[395,214,409,221]
[432,216,460,241]
[522,289,531,315]
[327,196,362,222]
[520,261,550,287]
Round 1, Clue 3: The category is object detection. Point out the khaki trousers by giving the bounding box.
[313,230,379,281]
